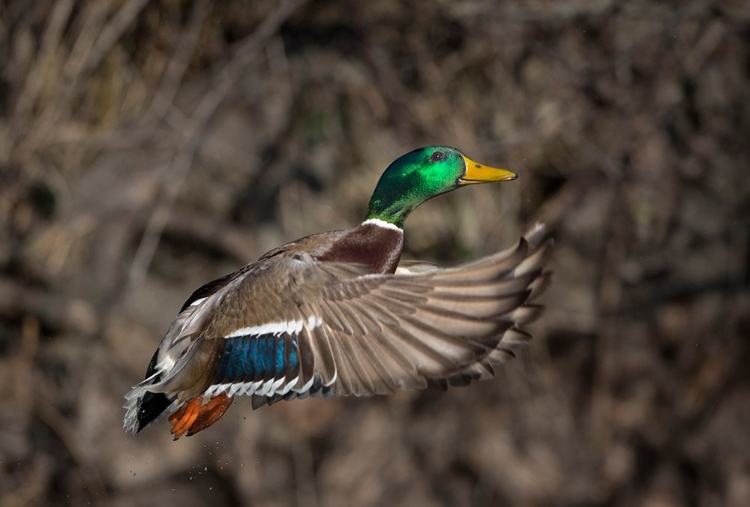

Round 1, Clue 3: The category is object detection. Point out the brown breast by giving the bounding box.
[316,222,404,274]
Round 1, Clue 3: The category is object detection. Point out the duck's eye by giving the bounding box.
[431,151,445,162]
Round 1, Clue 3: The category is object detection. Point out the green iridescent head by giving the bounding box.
[364,146,517,227]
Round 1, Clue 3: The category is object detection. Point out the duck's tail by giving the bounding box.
[123,351,178,434]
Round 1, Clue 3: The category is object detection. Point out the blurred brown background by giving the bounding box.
[1,1,749,506]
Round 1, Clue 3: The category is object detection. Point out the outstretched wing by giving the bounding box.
[151,224,552,405]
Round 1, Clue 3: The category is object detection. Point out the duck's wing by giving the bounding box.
[150,225,552,404]
[395,260,439,274]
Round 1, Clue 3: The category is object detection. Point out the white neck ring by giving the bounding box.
[361,218,403,232]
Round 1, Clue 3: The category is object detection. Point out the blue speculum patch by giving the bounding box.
[216,334,300,384]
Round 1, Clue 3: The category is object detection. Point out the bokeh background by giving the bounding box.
[1,1,749,506]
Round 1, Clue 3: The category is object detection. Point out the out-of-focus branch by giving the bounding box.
[11,0,76,135]
[125,0,310,292]
[161,206,256,263]
[143,0,210,125]
[15,0,152,156]
[0,278,99,336]
[82,0,153,75]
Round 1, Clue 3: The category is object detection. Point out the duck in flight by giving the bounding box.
[123,146,551,439]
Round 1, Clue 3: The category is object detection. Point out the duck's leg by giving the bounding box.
[169,397,201,440]
[185,393,234,437]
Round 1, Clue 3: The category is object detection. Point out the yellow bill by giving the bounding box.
[459,154,517,184]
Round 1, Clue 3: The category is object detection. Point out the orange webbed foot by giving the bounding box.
[169,397,201,440]
[168,393,234,440]
[186,392,234,437]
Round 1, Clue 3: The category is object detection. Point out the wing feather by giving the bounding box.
[158,226,552,402]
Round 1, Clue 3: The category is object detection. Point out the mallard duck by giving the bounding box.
[124,146,551,439]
